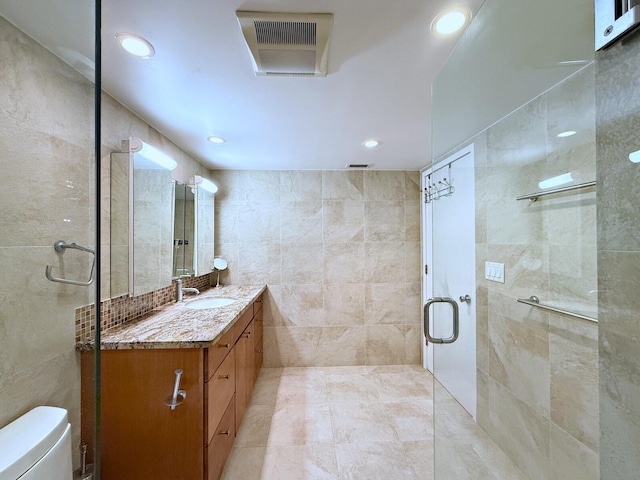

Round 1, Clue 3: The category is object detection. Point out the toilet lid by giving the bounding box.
[0,406,69,479]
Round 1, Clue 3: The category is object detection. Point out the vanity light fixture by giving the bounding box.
[130,138,177,171]
[191,175,218,193]
[431,8,470,36]
[629,150,640,163]
[207,136,226,144]
[557,130,577,138]
[362,139,381,148]
[538,172,574,190]
[115,33,155,58]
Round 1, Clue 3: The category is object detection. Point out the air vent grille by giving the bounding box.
[346,164,370,169]
[254,21,317,45]
[237,11,333,77]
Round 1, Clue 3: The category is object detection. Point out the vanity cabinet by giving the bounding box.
[94,295,264,480]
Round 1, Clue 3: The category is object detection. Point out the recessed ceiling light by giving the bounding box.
[557,130,577,138]
[207,136,226,144]
[362,139,380,148]
[431,9,470,36]
[115,33,155,58]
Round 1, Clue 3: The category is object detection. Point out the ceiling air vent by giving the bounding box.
[346,163,371,169]
[236,11,333,77]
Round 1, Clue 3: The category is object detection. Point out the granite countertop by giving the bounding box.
[84,285,266,350]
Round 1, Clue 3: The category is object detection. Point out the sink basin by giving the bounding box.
[186,298,236,310]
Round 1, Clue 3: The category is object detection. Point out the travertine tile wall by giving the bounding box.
[456,65,599,479]
[212,170,422,367]
[0,15,94,459]
[596,32,640,478]
[0,11,212,463]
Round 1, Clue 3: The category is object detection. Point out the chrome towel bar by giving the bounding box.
[45,240,95,286]
[516,181,596,202]
[517,295,597,323]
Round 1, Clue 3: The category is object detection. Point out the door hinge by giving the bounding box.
[425,264,429,275]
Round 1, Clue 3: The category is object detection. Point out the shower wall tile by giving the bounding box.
[489,313,550,417]
[215,170,421,368]
[549,423,598,480]
[549,314,599,452]
[487,378,550,480]
[597,32,640,478]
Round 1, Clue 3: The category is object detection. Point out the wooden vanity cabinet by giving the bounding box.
[93,294,264,480]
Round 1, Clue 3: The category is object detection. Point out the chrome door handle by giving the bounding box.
[459,295,471,303]
[423,297,459,345]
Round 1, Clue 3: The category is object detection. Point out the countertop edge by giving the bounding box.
[76,285,266,351]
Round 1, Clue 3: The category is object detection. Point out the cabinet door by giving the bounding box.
[101,349,204,480]
[235,320,254,431]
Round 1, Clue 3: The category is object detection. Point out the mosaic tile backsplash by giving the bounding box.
[75,273,213,343]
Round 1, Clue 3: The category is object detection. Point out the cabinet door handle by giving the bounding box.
[219,430,230,436]
[243,333,251,338]
[218,343,231,349]
[164,369,187,410]
[219,374,230,380]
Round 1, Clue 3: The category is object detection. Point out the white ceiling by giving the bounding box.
[1,0,486,170]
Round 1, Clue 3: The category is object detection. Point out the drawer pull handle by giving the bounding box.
[164,369,187,410]
[219,343,231,349]
[220,374,230,380]
[256,349,263,353]
[219,430,230,436]
[244,333,251,338]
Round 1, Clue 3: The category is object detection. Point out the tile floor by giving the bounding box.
[222,365,527,480]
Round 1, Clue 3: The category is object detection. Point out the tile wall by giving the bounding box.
[212,170,422,367]
[596,32,640,478]
[0,15,95,458]
[0,12,213,464]
[449,65,599,478]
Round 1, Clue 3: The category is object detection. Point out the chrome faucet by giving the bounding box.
[176,278,200,302]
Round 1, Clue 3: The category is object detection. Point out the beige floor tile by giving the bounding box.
[234,404,275,448]
[275,372,329,404]
[330,402,399,444]
[221,447,266,480]
[326,373,381,403]
[261,444,339,479]
[268,402,334,446]
[335,441,419,480]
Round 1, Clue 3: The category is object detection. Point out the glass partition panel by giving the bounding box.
[429,0,598,478]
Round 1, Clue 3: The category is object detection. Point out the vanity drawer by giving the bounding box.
[206,327,235,381]
[232,309,253,342]
[206,351,236,445]
[206,395,236,480]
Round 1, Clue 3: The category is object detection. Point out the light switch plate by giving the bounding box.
[485,261,505,283]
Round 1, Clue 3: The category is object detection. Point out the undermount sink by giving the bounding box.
[186,297,236,310]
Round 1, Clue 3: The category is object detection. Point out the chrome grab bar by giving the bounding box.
[517,296,597,323]
[423,297,459,345]
[45,240,95,286]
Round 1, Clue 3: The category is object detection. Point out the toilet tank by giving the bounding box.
[0,406,72,480]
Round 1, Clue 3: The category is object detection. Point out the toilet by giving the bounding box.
[0,406,73,480]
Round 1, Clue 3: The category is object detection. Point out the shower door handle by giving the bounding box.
[423,297,459,345]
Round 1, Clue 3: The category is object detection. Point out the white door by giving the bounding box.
[422,144,476,418]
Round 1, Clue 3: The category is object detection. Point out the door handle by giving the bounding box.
[423,297,459,345]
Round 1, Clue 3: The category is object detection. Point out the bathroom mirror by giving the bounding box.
[110,140,176,297]
[172,178,216,279]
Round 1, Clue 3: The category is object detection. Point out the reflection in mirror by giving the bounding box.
[172,182,194,277]
[193,176,216,277]
[110,138,175,297]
